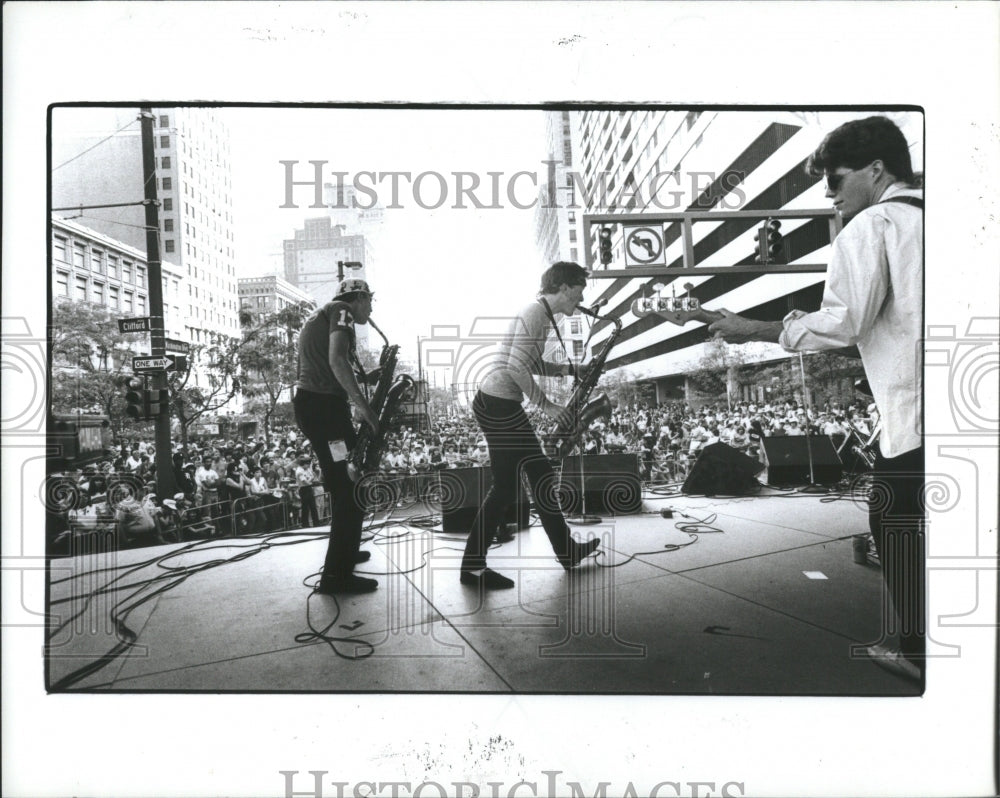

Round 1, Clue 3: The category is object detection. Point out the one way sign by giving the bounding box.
[133,354,187,372]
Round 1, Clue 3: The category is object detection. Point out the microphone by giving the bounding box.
[578,298,608,317]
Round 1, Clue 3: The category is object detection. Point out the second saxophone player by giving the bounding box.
[460,261,601,591]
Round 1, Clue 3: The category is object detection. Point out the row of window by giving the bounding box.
[53,235,148,287]
[55,271,145,313]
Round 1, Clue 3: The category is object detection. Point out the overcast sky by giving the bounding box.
[225,107,556,373]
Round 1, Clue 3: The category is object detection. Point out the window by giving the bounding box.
[164,240,175,253]
[56,271,69,296]
[158,114,169,127]
[162,177,172,191]
[54,235,68,262]
[164,219,174,232]
[73,243,86,269]
[163,198,173,211]
[123,291,133,313]
[91,249,104,273]
[75,276,87,301]
[122,262,132,284]
[161,156,171,169]
[136,266,146,288]
[570,318,582,334]
[140,295,148,314]
[92,282,105,304]
[569,230,577,242]
[107,255,119,280]
[109,286,119,308]
[160,135,170,148]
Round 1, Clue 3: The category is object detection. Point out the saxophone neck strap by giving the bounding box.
[538,297,570,366]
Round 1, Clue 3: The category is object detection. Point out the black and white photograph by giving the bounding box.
[4,3,998,798]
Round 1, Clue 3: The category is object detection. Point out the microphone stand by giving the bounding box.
[798,352,816,485]
[566,308,602,526]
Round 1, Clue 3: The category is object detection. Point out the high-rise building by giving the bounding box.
[281,216,375,350]
[51,106,240,351]
[564,109,923,400]
[238,275,316,317]
[533,110,579,266]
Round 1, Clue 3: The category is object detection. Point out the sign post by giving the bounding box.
[140,107,176,498]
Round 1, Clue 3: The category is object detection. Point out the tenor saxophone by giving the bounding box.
[347,318,416,482]
[547,304,623,459]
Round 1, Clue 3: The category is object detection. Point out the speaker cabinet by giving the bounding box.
[558,453,643,515]
[762,435,843,485]
[682,443,765,496]
[437,467,530,533]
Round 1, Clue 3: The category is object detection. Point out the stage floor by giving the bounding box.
[45,486,918,695]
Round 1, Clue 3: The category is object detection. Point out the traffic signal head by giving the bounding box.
[598,227,613,265]
[753,219,784,264]
[765,219,783,262]
[123,376,146,420]
[147,388,169,416]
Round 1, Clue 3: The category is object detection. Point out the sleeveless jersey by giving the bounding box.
[295,300,357,396]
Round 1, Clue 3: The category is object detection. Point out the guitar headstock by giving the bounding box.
[631,295,713,326]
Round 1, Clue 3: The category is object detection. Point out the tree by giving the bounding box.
[687,339,748,404]
[235,302,312,447]
[50,300,145,440]
[598,368,654,409]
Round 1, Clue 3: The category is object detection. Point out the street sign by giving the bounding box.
[117,316,153,333]
[164,337,191,354]
[623,225,667,267]
[132,354,187,372]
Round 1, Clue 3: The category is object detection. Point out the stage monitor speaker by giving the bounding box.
[558,453,642,515]
[682,442,765,496]
[438,467,530,533]
[762,435,843,485]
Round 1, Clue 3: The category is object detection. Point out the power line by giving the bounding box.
[52,117,140,171]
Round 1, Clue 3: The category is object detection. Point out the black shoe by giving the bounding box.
[354,550,372,564]
[557,538,600,570]
[460,568,515,590]
[317,574,379,595]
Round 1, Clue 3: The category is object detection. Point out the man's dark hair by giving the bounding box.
[806,116,916,185]
[540,261,589,294]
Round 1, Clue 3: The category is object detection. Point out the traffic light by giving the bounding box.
[147,388,169,416]
[598,227,613,265]
[753,219,784,264]
[123,376,146,420]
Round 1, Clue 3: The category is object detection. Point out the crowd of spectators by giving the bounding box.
[47,425,330,554]
[47,394,878,554]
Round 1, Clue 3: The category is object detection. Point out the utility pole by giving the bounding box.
[139,107,176,499]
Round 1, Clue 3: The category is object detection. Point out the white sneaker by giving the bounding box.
[866,645,922,682]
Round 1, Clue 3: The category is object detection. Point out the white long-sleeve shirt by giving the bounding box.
[779,183,922,457]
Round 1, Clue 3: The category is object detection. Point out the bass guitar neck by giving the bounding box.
[631,295,723,327]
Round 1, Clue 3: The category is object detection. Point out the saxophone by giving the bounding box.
[347,318,416,482]
[547,304,623,459]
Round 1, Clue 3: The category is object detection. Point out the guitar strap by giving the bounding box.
[878,196,923,209]
[538,297,572,367]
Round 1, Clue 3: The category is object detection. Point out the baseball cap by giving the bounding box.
[335,278,373,299]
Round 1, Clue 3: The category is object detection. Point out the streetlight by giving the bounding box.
[337,260,363,282]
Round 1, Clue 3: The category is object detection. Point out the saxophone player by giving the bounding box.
[293,278,381,595]
[460,262,601,590]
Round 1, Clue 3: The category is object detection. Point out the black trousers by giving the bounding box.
[293,388,363,580]
[869,444,925,663]
[462,391,574,571]
[298,485,320,528]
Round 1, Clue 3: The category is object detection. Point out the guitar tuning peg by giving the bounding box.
[683,282,694,293]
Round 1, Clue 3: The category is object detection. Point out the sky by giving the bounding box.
[224,107,557,377]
